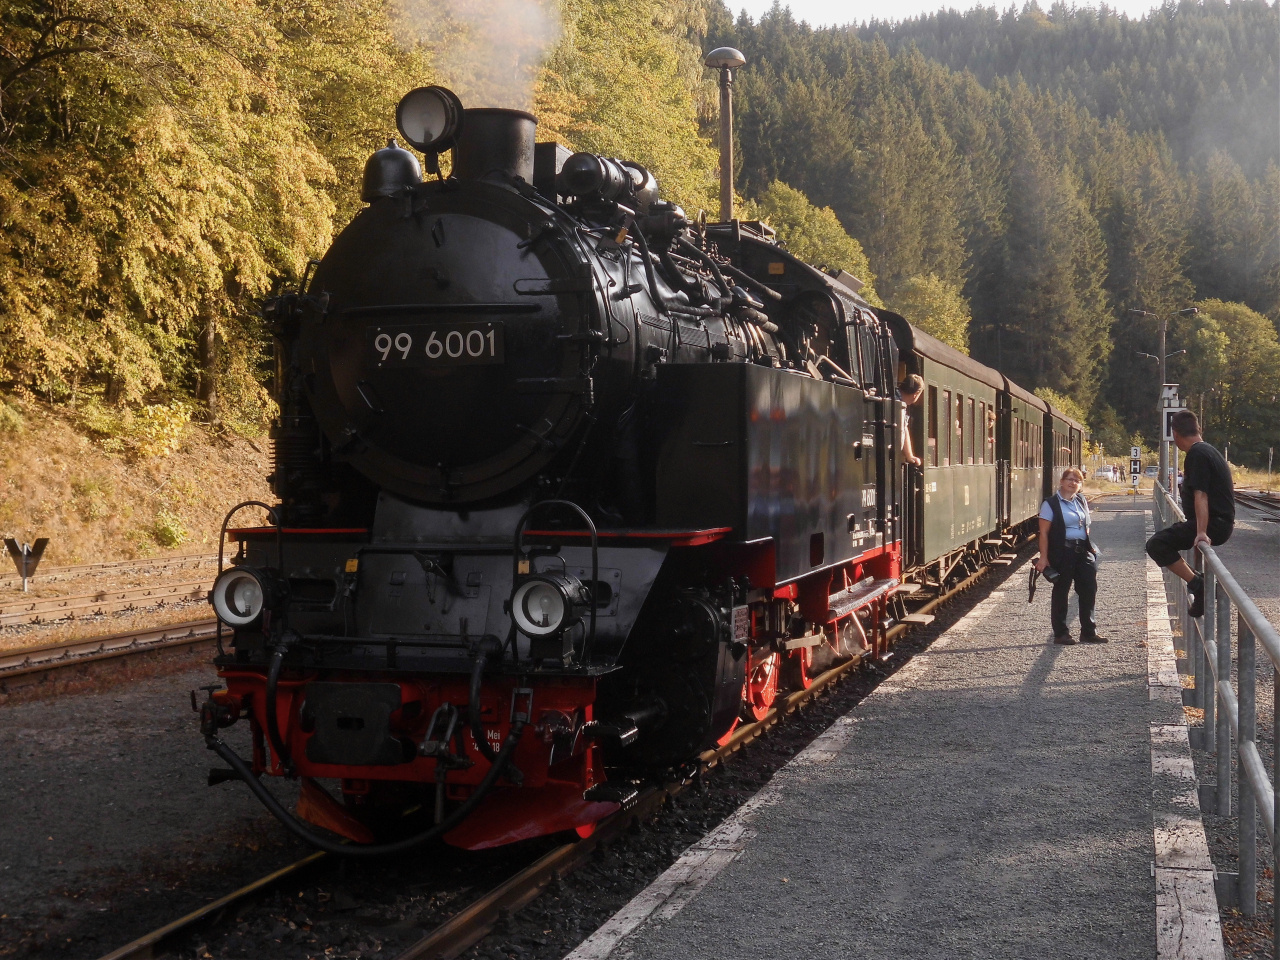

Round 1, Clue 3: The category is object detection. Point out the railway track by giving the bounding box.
[93,549,1014,960]
[1235,489,1280,522]
[0,617,220,696]
[0,579,212,627]
[0,553,216,591]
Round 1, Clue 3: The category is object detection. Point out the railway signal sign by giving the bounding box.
[4,538,48,592]
[1130,458,1142,476]
[1131,446,1141,459]
[1163,404,1187,442]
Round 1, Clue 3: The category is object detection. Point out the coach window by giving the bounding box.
[966,397,975,464]
[942,390,952,466]
[954,393,963,465]
[927,385,938,467]
[987,407,996,463]
[977,401,986,464]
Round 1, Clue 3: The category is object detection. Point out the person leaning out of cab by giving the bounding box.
[1034,468,1109,645]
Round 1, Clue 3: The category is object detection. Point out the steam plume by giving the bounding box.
[393,0,561,110]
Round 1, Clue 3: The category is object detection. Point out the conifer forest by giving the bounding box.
[0,0,1277,460]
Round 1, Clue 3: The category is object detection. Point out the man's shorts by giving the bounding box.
[1145,518,1233,568]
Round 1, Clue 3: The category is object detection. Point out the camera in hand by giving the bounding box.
[1042,566,1061,583]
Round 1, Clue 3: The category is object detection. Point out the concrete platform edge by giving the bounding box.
[1146,510,1226,960]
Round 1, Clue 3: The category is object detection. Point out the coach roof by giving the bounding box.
[876,310,1004,391]
[1003,376,1048,412]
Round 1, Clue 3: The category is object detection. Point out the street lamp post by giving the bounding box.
[1131,307,1198,489]
[704,47,746,223]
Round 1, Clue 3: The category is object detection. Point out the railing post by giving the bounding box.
[1202,562,1216,753]
[1191,551,1204,708]
[1216,580,1232,817]
[1238,614,1256,915]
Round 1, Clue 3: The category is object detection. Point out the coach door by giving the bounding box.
[996,393,1010,526]
[852,313,892,550]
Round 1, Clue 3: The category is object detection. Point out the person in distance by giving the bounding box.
[1144,410,1234,617]
[899,374,924,467]
[1035,467,1107,644]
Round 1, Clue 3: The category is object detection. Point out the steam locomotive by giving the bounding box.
[197,85,1083,854]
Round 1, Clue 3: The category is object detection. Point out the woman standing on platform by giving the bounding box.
[1034,468,1108,645]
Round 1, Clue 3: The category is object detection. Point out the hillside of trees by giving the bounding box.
[0,0,1276,462]
[706,0,1279,458]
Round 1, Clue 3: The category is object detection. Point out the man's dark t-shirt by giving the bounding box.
[1181,441,1235,524]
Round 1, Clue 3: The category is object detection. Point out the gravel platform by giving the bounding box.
[571,504,1161,960]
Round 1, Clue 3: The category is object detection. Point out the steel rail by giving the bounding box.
[95,852,327,960]
[0,618,219,686]
[0,553,217,591]
[1234,489,1280,521]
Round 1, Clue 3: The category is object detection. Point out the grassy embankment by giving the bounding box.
[0,394,272,568]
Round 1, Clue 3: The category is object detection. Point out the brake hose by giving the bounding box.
[264,644,293,772]
[207,713,528,857]
[467,638,522,787]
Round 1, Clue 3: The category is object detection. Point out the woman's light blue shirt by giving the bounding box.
[1039,494,1089,540]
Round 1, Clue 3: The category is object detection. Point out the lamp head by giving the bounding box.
[704,47,746,69]
[395,86,465,154]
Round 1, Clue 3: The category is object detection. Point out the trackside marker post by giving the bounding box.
[4,538,49,592]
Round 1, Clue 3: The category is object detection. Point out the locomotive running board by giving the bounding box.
[827,577,898,621]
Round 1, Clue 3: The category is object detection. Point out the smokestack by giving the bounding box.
[451,108,537,182]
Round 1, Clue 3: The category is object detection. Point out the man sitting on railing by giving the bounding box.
[1144,410,1234,617]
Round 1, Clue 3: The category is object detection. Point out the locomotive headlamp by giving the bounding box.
[210,566,287,627]
[510,573,588,638]
[395,86,464,154]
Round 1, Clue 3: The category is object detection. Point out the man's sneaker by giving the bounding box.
[1188,575,1205,618]
[1054,632,1076,645]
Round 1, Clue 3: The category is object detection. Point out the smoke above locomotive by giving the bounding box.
[202,82,910,854]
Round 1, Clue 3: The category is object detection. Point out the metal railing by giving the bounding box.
[1153,482,1278,950]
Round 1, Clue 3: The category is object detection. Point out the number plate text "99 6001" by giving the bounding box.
[369,322,504,367]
